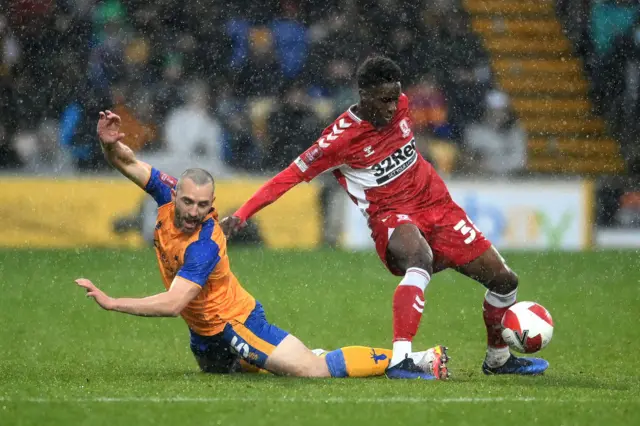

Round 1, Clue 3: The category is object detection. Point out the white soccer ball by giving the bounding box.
[501,301,554,354]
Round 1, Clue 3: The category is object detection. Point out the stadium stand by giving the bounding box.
[466,0,625,174]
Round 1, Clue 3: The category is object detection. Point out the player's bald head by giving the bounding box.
[177,168,215,193]
[173,168,215,234]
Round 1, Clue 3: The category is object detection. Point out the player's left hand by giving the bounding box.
[75,278,115,311]
[97,110,125,145]
[220,215,245,239]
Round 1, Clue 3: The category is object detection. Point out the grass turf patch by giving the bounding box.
[0,248,638,425]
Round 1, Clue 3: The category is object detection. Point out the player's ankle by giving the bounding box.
[485,346,510,367]
[390,340,412,367]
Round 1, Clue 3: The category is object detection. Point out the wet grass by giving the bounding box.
[0,248,638,425]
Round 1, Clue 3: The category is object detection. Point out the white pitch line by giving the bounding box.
[0,396,635,404]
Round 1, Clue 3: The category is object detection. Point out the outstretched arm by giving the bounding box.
[97,110,152,189]
[75,277,201,317]
[221,141,344,238]
[76,238,219,317]
[235,165,304,221]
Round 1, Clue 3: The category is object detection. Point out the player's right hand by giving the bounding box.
[220,216,245,239]
[75,278,115,311]
[97,110,125,145]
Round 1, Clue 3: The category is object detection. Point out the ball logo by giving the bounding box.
[514,329,529,348]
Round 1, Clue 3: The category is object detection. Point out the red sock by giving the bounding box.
[483,290,517,348]
[392,268,430,342]
[393,286,425,341]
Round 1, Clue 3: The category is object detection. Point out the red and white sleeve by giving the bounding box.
[234,131,347,222]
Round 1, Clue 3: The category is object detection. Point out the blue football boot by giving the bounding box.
[386,345,450,380]
[482,354,549,375]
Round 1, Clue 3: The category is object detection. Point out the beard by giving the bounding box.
[174,209,203,233]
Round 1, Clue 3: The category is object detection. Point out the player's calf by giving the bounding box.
[385,223,434,371]
[457,246,521,368]
[482,266,519,368]
[243,333,450,379]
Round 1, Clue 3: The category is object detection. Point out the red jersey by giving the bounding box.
[233,93,492,274]
[292,93,451,219]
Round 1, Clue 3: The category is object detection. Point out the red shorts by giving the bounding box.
[370,200,492,276]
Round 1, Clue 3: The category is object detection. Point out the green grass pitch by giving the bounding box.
[0,248,639,425]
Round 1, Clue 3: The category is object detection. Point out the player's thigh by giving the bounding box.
[190,330,240,374]
[265,334,330,378]
[427,203,493,273]
[222,302,329,377]
[371,214,434,275]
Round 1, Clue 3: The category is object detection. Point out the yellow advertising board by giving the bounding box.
[0,177,320,249]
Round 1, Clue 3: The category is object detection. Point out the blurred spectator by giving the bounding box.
[306,11,365,88]
[216,82,261,172]
[607,18,640,174]
[112,86,157,153]
[264,85,322,171]
[463,91,527,177]
[164,81,221,158]
[152,53,184,121]
[271,1,308,80]
[0,123,21,169]
[406,73,457,175]
[406,73,450,138]
[138,80,230,177]
[234,27,284,98]
[1,15,20,76]
[590,0,640,112]
[434,11,492,140]
[320,59,358,118]
[557,0,592,59]
[591,0,639,59]
[59,82,112,171]
[88,0,129,91]
[12,119,71,173]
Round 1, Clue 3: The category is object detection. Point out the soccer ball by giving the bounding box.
[501,301,554,354]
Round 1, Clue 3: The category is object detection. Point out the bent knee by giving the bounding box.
[490,266,519,294]
[282,357,330,378]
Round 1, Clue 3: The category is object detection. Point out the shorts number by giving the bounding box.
[230,336,250,358]
[453,218,479,244]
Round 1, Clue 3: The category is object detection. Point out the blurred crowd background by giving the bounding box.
[3,0,640,239]
[0,0,523,177]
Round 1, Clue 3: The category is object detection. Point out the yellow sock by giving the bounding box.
[324,346,392,378]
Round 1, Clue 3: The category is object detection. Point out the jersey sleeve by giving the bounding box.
[176,239,221,286]
[144,167,177,206]
[292,121,352,182]
[234,164,303,222]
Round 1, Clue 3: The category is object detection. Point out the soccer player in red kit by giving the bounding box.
[222,56,549,379]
